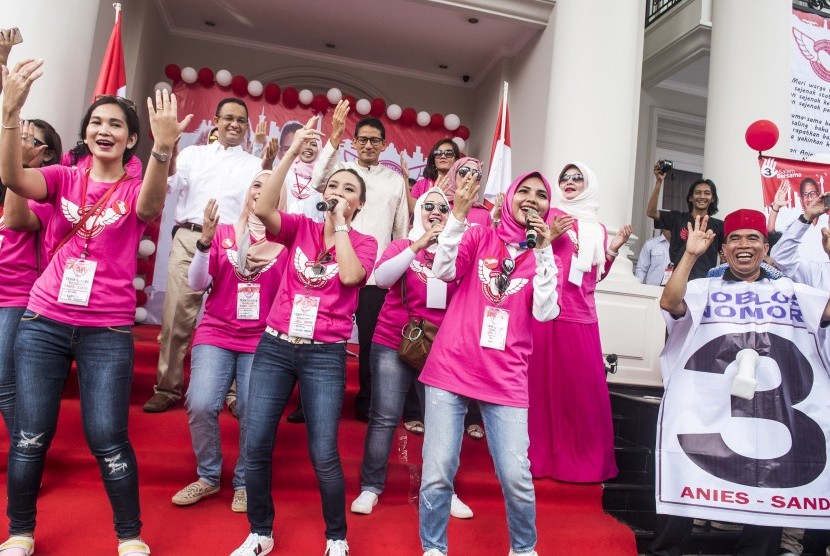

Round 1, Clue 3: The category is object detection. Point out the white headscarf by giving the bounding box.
[408,187,451,253]
[552,161,606,277]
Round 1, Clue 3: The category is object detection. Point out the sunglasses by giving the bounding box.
[432,149,456,159]
[94,94,137,112]
[458,167,482,181]
[495,257,515,294]
[422,202,449,214]
[311,252,334,276]
[354,136,383,146]
[559,173,584,183]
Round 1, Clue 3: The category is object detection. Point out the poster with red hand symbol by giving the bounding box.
[791,8,830,159]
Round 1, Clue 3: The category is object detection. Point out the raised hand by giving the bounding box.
[20,120,48,167]
[2,59,44,119]
[412,223,443,252]
[684,215,715,256]
[761,157,777,178]
[201,199,219,244]
[287,116,323,158]
[0,28,18,67]
[804,192,827,222]
[261,137,278,168]
[254,120,268,145]
[451,172,480,221]
[329,99,349,148]
[527,211,553,249]
[653,161,665,181]
[609,224,633,253]
[773,180,790,210]
[549,214,574,243]
[147,89,193,151]
[491,192,505,224]
[399,152,409,179]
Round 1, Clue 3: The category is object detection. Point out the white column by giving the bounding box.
[2,0,102,148]
[703,0,791,214]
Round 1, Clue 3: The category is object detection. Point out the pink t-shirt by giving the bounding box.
[466,205,491,227]
[549,208,612,324]
[419,224,541,407]
[266,212,377,342]
[27,165,148,326]
[411,178,434,200]
[0,202,53,307]
[372,239,459,350]
[193,224,287,353]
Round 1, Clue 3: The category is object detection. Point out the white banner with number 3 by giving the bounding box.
[657,277,830,528]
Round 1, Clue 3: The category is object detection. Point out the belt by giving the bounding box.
[265,326,345,345]
[174,222,203,233]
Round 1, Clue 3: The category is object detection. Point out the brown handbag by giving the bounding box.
[397,277,439,371]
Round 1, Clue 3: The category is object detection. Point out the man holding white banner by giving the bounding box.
[650,209,830,556]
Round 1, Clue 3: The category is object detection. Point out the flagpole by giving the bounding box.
[499,81,509,141]
[113,2,122,23]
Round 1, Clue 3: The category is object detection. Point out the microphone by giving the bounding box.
[316,198,338,212]
[525,208,538,248]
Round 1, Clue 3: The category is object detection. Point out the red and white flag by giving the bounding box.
[483,81,512,207]
[93,3,127,100]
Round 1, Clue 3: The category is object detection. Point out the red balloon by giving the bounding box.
[312,94,330,114]
[456,125,471,141]
[144,218,160,235]
[400,108,417,126]
[135,290,148,307]
[282,87,299,109]
[342,96,356,113]
[370,98,386,117]
[429,112,444,130]
[135,259,151,275]
[745,120,779,152]
[231,76,248,97]
[164,64,181,83]
[197,67,214,87]
[264,83,281,104]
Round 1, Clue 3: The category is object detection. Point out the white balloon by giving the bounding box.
[133,276,146,291]
[386,104,402,120]
[215,69,233,87]
[138,239,156,257]
[327,88,343,104]
[154,81,172,94]
[135,307,148,323]
[181,67,197,84]
[299,89,313,105]
[416,111,430,127]
[452,137,466,151]
[356,99,371,115]
[444,114,461,131]
[248,80,263,97]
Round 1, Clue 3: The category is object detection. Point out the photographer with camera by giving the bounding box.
[646,160,723,280]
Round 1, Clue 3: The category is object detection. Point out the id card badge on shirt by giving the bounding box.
[288,294,320,339]
[480,306,509,351]
[426,277,447,309]
[236,283,261,320]
[660,263,674,286]
[568,255,584,286]
[58,257,97,306]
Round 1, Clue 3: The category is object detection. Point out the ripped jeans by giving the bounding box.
[8,311,141,539]
[419,385,536,555]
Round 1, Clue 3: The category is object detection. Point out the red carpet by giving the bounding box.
[0,325,637,555]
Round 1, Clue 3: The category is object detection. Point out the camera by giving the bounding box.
[657,159,674,174]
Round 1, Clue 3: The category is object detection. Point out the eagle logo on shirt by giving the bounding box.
[225,248,278,282]
[478,257,527,304]
[293,247,338,288]
[61,197,128,239]
[292,171,313,200]
[0,210,5,232]
[410,258,435,284]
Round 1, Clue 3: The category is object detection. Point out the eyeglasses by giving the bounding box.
[219,114,249,126]
[94,94,137,112]
[422,202,449,214]
[354,136,383,146]
[311,252,334,275]
[432,149,456,159]
[495,258,515,294]
[803,190,820,199]
[559,173,584,183]
[457,167,482,181]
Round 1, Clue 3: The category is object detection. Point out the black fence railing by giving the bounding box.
[646,0,684,27]
[793,0,830,16]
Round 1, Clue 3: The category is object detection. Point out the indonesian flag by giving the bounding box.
[93,3,126,100]
[483,82,512,208]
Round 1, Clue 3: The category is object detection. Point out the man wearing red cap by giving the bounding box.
[648,210,830,556]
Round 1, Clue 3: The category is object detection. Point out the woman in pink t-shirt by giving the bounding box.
[418,171,561,556]
[171,171,286,515]
[527,162,632,483]
[0,59,190,556]
[410,138,460,202]
[231,119,376,556]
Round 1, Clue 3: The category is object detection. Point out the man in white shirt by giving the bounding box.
[312,112,409,421]
[144,97,264,413]
[635,230,671,285]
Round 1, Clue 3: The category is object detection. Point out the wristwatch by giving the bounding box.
[334,225,350,233]
[151,150,172,163]
[798,214,810,224]
[195,239,211,253]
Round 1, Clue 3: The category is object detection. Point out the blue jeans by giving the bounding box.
[245,333,347,540]
[186,344,252,489]
[360,342,423,494]
[419,385,536,554]
[9,312,141,539]
[0,306,25,434]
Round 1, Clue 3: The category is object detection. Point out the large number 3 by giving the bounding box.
[678,331,826,488]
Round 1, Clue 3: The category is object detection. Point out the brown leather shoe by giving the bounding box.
[171,480,220,506]
[143,393,176,413]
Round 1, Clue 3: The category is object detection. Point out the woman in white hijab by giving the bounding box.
[527,161,632,483]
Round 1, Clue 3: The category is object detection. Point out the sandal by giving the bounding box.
[404,420,425,435]
[0,535,34,556]
[466,424,485,440]
[118,538,150,555]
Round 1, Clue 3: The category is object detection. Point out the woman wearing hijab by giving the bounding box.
[527,162,632,483]
[418,171,560,556]
[171,171,286,514]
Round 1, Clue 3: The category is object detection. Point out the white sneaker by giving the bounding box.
[230,532,274,556]
[450,494,473,519]
[325,539,349,556]
[423,550,446,556]
[508,550,538,556]
[350,490,379,514]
